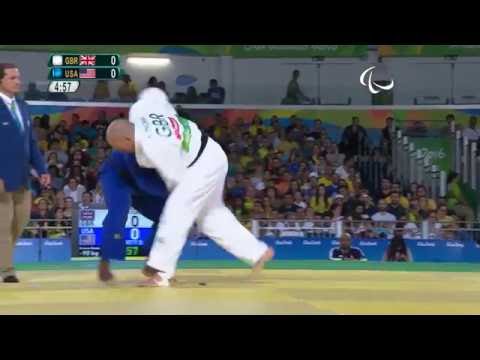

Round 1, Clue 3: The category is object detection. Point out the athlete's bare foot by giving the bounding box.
[139,265,170,287]
[252,247,274,274]
[98,260,114,282]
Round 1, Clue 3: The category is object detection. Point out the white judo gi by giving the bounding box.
[129,88,268,279]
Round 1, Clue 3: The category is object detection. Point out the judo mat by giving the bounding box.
[1,260,480,315]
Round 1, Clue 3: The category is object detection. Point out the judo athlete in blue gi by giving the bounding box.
[98,150,168,282]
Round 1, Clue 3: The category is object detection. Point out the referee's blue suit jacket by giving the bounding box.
[0,99,47,192]
[99,150,168,261]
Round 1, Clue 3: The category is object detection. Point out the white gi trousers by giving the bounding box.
[146,138,268,279]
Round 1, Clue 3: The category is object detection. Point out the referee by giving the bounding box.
[0,63,50,283]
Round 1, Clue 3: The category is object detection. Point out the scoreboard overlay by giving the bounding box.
[76,208,154,257]
[48,54,122,94]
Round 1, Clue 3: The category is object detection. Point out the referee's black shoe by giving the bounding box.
[3,275,19,283]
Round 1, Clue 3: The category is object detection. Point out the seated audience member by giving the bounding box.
[24,82,43,100]
[63,177,86,203]
[92,182,105,205]
[446,171,475,225]
[293,191,307,210]
[48,165,64,191]
[462,116,480,142]
[280,193,301,214]
[335,157,355,181]
[92,80,110,101]
[185,86,198,104]
[329,233,366,261]
[416,185,437,211]
[207,79,225,104]
[383,229,412,262]
[48,208,69,239]
[386,192,407,219]
[117,74,138,101]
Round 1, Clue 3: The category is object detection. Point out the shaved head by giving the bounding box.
[106,119,135,153]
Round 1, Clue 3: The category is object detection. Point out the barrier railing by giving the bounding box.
[392,127,448,199]
[22,218,73,239]
[251,219,480,242]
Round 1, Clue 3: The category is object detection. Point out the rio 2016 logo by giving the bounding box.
[418,147,446,160]
[360,66,395,94]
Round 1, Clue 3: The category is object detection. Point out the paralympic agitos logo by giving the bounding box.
[360,66,395,94]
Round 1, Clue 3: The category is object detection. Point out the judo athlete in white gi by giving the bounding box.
[106,88,273,287]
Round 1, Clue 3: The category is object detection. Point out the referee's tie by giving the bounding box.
[10,100,24,132]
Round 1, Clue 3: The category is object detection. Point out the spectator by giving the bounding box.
[380,117,395,156]
[207,79,225,104]
[63,177,85,203]
[79,191,93,209]
[147,76,158,87]
[251,201,265,219]
[462,116,480,142]
[383,229,412,262]
[349,203,369,222]
[330,202,345,222]
[386,192,407,219]
[92,182,105,205]
[371,198,397,224]
[416,185,437,211]
[340,116,369,158]
[185,86,198,104]
[286,115,305,142]
[46,151,64,172]
[92,80,110,101]
[47,165,64,191]
[117,74,138,102]
[45,139,69,166]
[440,114,457,136]
[92,110,109,129]
[24,82,43,100]
[283,70,310,105]
[335,157,355,181]
[358,193,377,217]
[406,198,423,222]
[306,119,323,140]
[69,113,82,134]
[54,191,65,209]
[280,193,299,214]
[266,186,283,211]
[325,143,345,168]
[73,120,96,142]
[31,198,53,238]
[47,208,69,239]
[446,171,475,225]
[249,115,264,137]
[329,233,365,261]
[276,132,299,157]
[385,182,409,209]
[293,191,307,210]
[63,197,74,220]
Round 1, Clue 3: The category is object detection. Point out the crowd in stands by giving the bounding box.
[24,75,226,104]
[26,103,476,242]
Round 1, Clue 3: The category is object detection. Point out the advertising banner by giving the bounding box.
[379,45,480,57]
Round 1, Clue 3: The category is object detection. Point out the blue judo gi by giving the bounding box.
[99,150,168,261]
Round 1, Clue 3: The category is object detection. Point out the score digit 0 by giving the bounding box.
[110,68,117,79]
[111,55,117,66]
